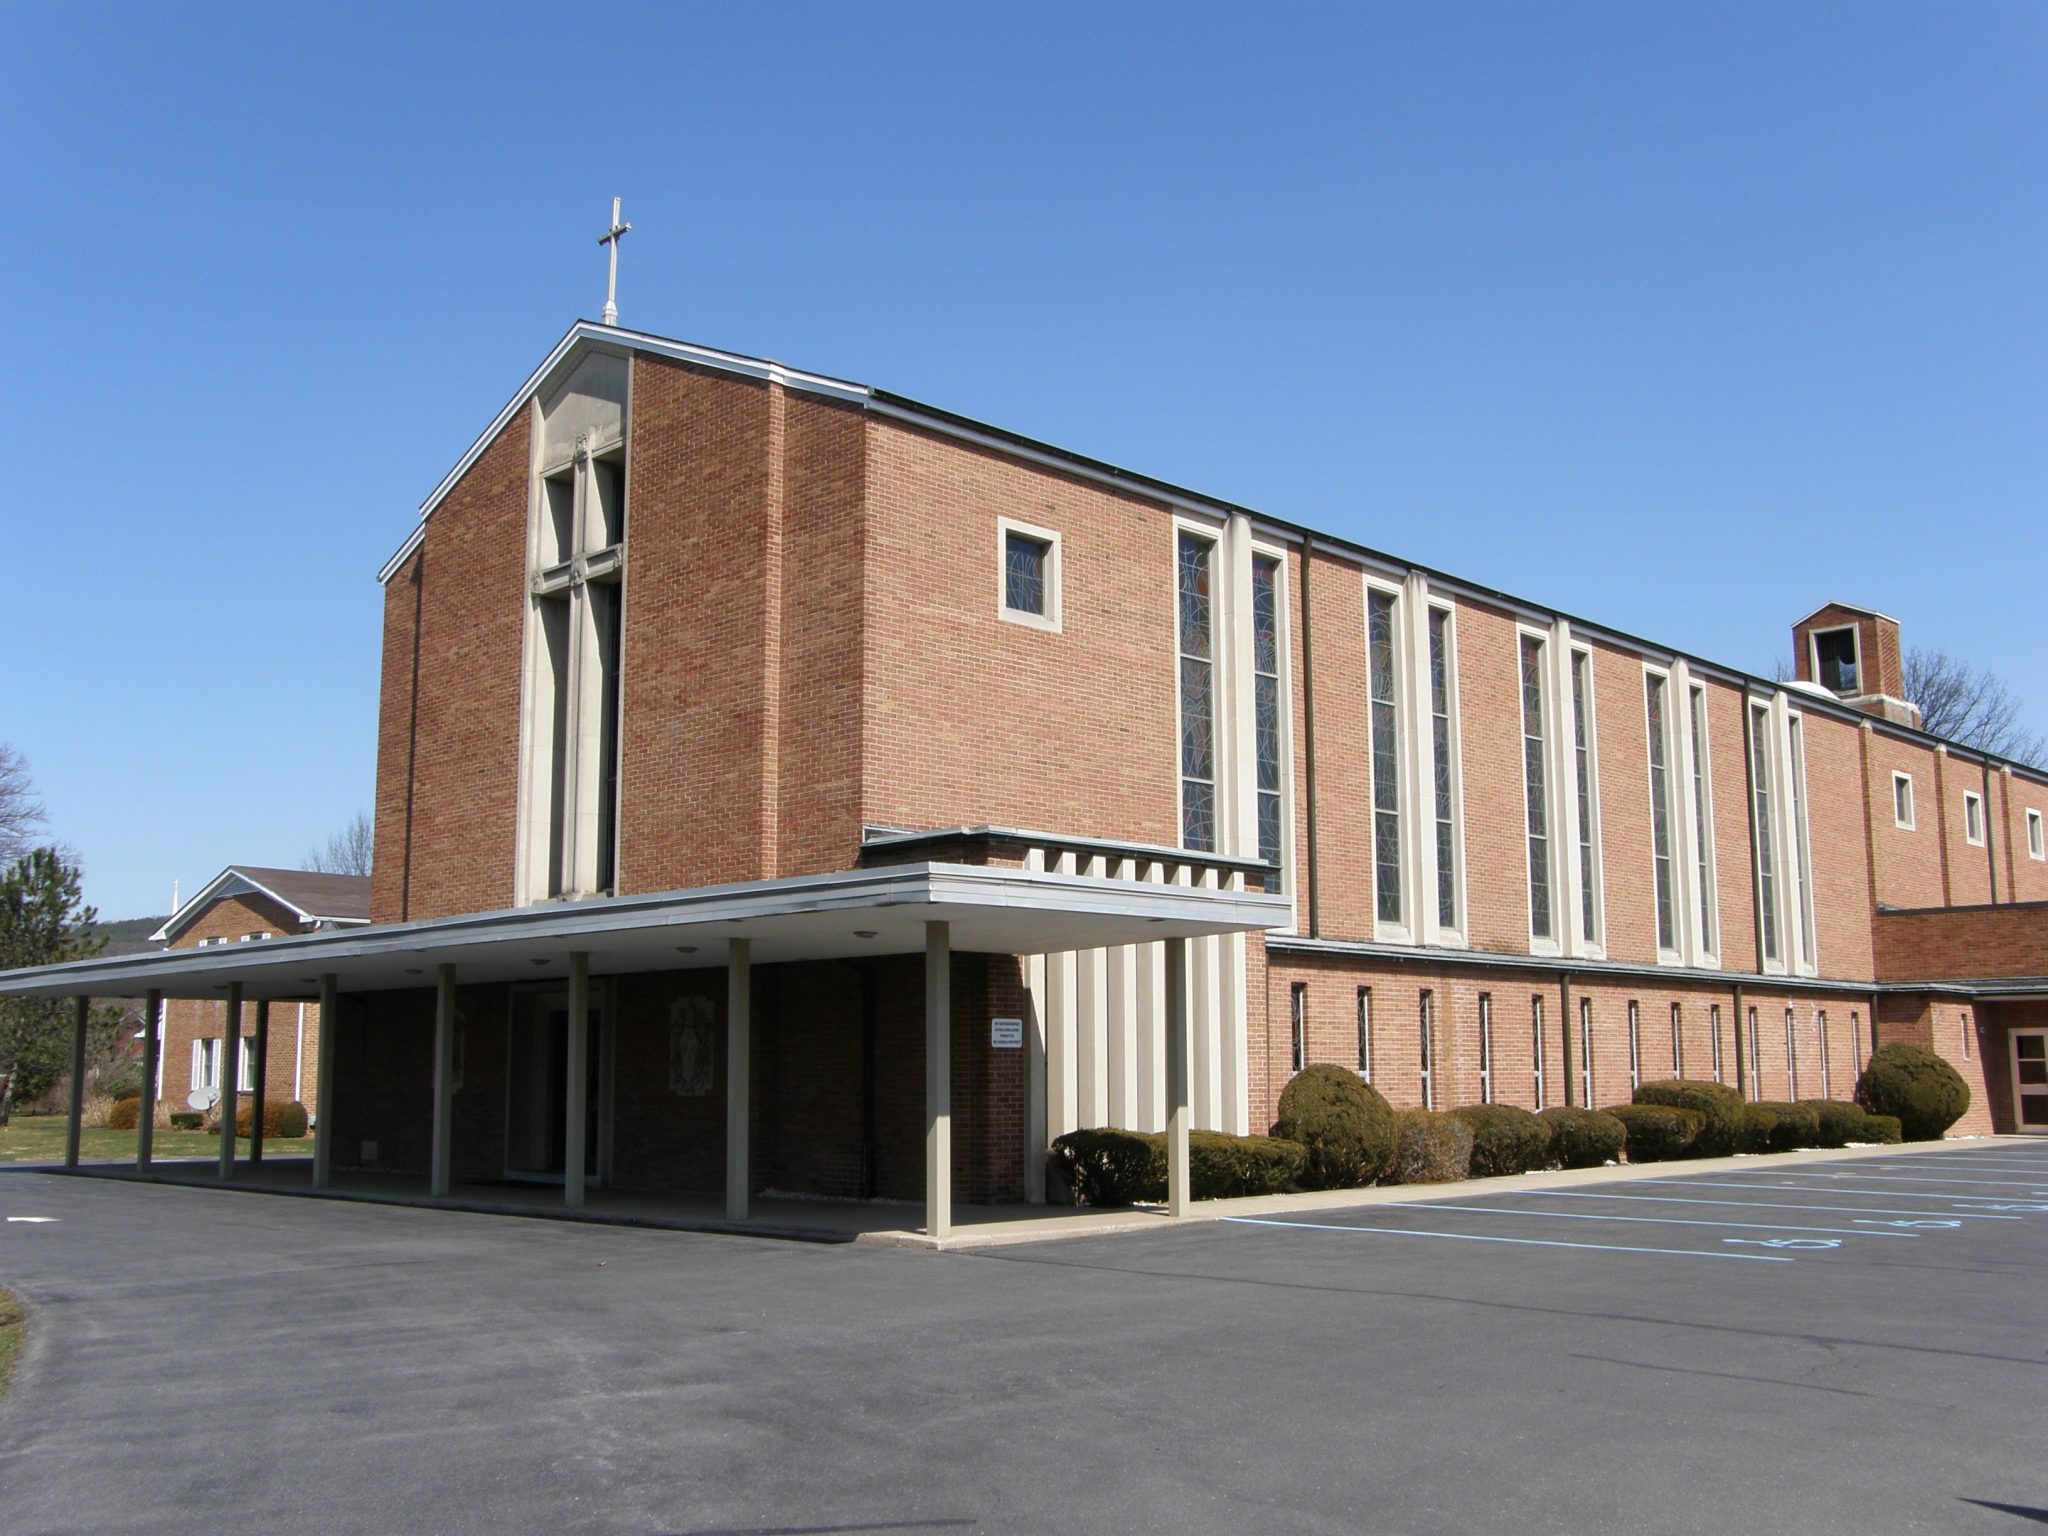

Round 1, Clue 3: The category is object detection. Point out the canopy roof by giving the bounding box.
[1,862,1288,1003]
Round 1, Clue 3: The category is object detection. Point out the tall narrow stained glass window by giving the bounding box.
[1368,590,1402,924]
[1521,635,1553,940]
[1571,650,1598,944]
[1429,608,1457,929]
[1788,716,1817,964]
[1004,529,1049,617]
[1646,673,1676,951]
[1252,554,1283,883]
[1750,706,1780,963]
[1689,684,1715,954]
[1177,532,1216,851]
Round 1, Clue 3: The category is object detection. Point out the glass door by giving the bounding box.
[2012,1029,2048,1134]
[505,989,606,1179]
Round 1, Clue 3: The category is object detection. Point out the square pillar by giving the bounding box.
[312,975,338,1189]
[137,989,161,1172]
[1165,937,1190,1218]
[726,938,751,1222]
[926,920,952,1240]
[564,952,589,1208]
[250,1000,270,1165]
[431,965,456,1198]
[63,996,88,1169]
[218,982,242,1179]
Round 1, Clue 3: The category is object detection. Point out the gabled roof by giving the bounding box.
[1794,601,1900,629]
[150,865,372,944]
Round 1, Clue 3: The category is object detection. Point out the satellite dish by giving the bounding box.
[188,1088,219,1111]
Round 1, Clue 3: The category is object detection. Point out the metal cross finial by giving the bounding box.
[597,196,631,327]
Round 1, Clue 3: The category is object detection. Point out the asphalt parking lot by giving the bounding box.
[1,1141,2043,1535]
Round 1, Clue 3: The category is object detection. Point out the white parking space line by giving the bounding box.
[1727,1169,2048,1191]
[1220,1215,1793,1261]
[1382,1202,1916,1239]
[1638,1179,2048,1211]
[1524,1189,2024,1221]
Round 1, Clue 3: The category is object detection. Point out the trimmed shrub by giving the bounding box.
[1634,1079,1746,1157]
[1271,1065,1396,1189]
[1855,1042,1970,1141]
[1607,1104,1703,1162]
[1450,1103,1553,1178]
[1388,1109,1474,1184]
[168,1110,203,1131]
[106,1096,143,1132]
[1540,1106,1627,1169]
[1750,1101,1823,1152]
[1801,1098,1870,1149]
[1856,1113,1903,1144]
[1049,1129,1161,1206]
[233,1100,311,1140]
[1187,1131,1308,1198]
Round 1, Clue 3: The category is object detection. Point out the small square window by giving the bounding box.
[1892,772,1915,830]
[997,519,1061,631]
[1963,791,1985,847]
[2028,808,2044,861]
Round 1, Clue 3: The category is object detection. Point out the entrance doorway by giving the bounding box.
[505,987,611,1181]
[2012,1028,2048,1134]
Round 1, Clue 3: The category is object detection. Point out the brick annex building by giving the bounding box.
[8,320,2046,1227]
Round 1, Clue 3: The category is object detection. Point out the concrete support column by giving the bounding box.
[312,975,338,1189]
[431,965,456,1198]
[564,952,588,1209]
[218,983,242,1179]
[63,996,89,1169]
[137,989,161,1172]
[1165,937,1191,1219]
[250,1001,270,1165]
[726,938,752,1222]
[925,920,951,1240]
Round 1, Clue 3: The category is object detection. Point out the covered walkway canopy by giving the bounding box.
[0,860,1289,1237]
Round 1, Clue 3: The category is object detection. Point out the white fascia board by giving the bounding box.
[377,323,874,585]
[1,862,1288,1001]
[150,867,319,943]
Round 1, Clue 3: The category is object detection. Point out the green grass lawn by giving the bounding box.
[0,1116,310,1165]
[0,1288,22,1401]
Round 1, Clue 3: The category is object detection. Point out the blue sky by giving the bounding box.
[2,2,2042,920]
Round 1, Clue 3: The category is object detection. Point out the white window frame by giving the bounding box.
[1710,1003,1725,1084]
[1963,790,1985,848]
[1565,643,1606,960]
[1518,622,1564,957]
[1818,1009,1831,1097]
[1477,993,1494,1104]
[1745,1007,1761,1102]
[1682,676,1721,967]
[1249,538,1297,908]
[191,1037,219,1095]
[1892,771,1916,831]
[237,1036,256,1095]
[1752,694,1819,977]
[1356,986,1372,1081]
[1785,1007,1799,1099]
[1643,664,1683,965]
[1961,1008,1972,1059]
[996,516,1062,632]
[1421,600,1468,944]
[1172,520,1223,859]
[1627,1000,1642,1091]
[1289,983,1306,1074]
[1531,994,1546,1110]
[1419,989,1436,1110]
[2029,808,2046,860]
[1785,710,1820,977]
[1670,1002,1684,1078]
[1577,997,1593,1109]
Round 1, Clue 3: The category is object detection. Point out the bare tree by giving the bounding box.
[1904,648,2046,766]
[0,745,46,864]
[303,810,373,877]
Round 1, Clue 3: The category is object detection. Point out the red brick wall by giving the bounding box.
[1873,902,2048,981]
[1999,770,2048,903]
[859,417,1180,845]
[1802,711,1877,981]
[1452,599,1538,954]
[1300,550,1370,940]
[1703,680,1760,972]
[370,410,530,922]
[1864,732,1946,910]
[156,893,320,1117]
[1873,992,1996,1135]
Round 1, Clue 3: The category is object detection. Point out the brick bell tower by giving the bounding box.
[1791,602,1921,728]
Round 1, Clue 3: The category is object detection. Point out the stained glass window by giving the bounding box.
[1647,673,1676,951]
[1521,635,1552,940]
[1571,651,1598,944]
[1369,590,1402,924]
[1751,706,1779,962]
[1429,608,1456,930]
[1178,532,1215,851]
[1004,530,1048,617]
[1252,555,1283,885]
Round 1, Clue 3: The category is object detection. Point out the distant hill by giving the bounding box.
[92,916,170,958]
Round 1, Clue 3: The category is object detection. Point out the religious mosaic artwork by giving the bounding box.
[669,997,714,1097]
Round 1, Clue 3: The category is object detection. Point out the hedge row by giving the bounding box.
[1049,1048,1957,1207]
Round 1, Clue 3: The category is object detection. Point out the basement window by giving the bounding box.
[998,519,1061,631]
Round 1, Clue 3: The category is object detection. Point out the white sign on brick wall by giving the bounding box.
[990,1017,1024,1050]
